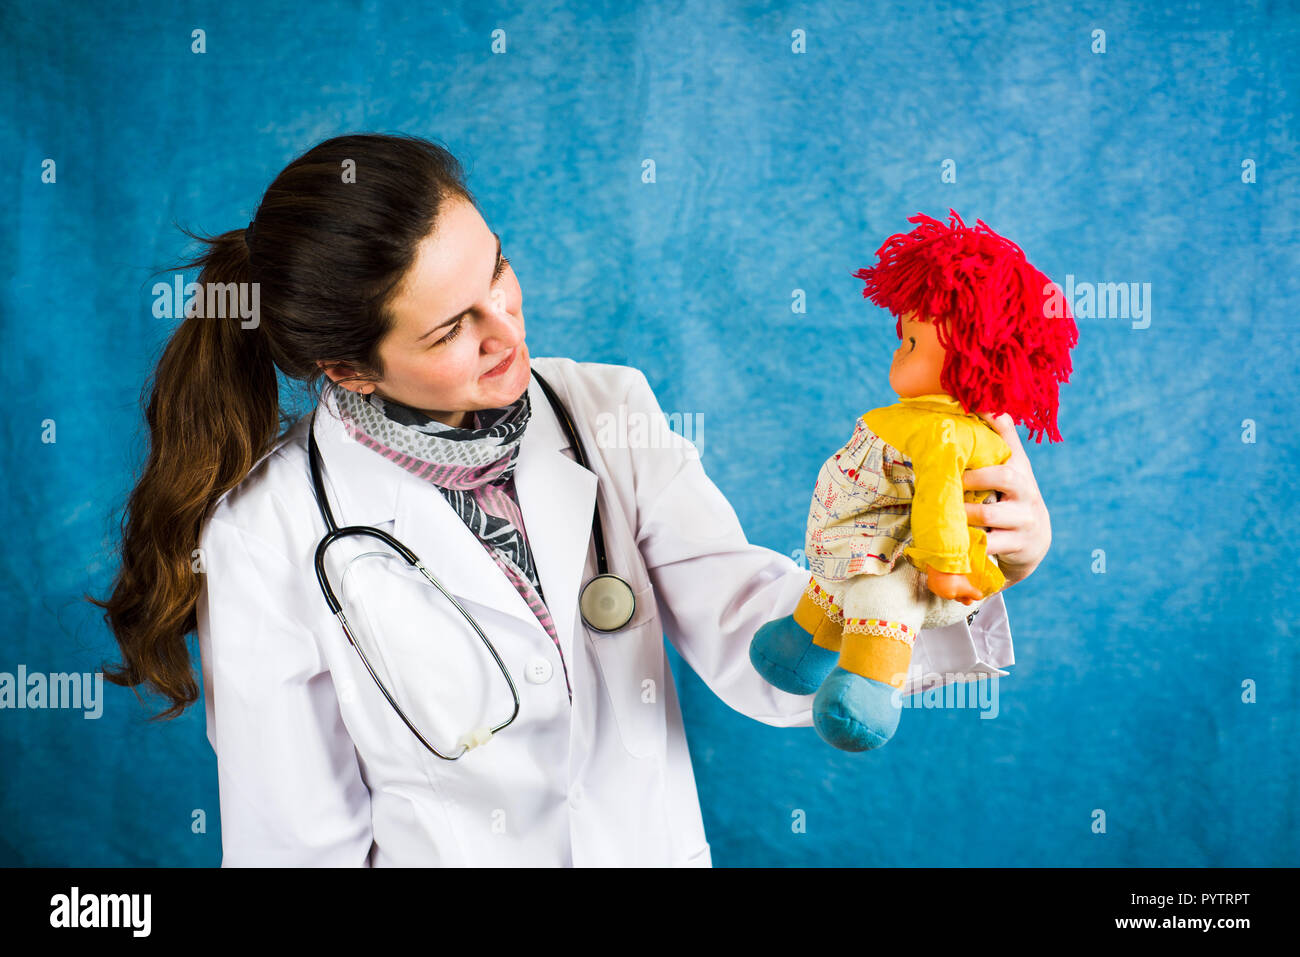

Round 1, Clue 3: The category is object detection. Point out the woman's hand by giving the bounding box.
[962,412,1053,587]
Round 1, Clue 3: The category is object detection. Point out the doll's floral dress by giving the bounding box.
[794,393,1012,688]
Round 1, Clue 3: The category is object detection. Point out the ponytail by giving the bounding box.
[92,228,283,719]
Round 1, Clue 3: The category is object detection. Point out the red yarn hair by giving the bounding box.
[853,209,1078,443]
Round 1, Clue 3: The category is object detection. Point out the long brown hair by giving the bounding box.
[90,132,478,719]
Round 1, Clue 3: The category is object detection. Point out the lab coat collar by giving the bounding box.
[310,363,597,663]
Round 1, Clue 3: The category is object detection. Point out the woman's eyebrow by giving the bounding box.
[416,232,503,341]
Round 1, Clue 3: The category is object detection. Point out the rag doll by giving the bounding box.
[750,209,1077,752]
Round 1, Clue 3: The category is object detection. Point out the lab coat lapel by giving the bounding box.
[513,371,599,671]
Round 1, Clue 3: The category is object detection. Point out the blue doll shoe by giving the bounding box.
[812,667,902,751]
[749,615,840,695]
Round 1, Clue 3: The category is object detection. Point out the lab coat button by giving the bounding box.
[524,656,552,684]
[569,783,584,808]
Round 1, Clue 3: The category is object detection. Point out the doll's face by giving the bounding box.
[889,311,948,397]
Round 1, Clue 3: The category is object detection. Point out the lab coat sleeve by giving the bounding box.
[624,370,815,727]
[197,515,373,866]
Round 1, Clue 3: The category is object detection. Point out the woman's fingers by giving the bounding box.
[965,498,1029,530]
[962,410,1052,585]
[962,463,1020,496]
[983,527,1022,557]
[977,411,1025,458]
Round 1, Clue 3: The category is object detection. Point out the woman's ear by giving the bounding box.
[317,360,352,378]
[317,359,378,393]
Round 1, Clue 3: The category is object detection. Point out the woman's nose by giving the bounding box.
[479,290,521,348]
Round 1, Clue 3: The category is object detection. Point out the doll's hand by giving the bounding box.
[924,567,983,604]
[962,411,1053,587]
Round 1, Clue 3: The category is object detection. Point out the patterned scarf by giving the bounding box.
[330,382,570,699]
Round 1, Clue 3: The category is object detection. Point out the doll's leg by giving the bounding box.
[749,576,844,695]
[794,578,846,653]
[812,564,926,751]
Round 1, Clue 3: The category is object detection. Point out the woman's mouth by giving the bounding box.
[482,348,516,378]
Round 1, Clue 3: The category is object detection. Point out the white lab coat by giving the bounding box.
[196,356,1015,867]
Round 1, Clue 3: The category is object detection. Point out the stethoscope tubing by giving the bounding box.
[305,368,633,759]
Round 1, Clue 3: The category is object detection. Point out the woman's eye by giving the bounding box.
[436,317,465,345]
[435,256,509,346]
[908,337,915,352]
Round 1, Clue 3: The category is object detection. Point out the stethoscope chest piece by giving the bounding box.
[580,574,636,633]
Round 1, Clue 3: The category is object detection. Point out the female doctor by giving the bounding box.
[96,133,1052,867]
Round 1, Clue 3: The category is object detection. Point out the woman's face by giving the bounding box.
[321,197,530,427]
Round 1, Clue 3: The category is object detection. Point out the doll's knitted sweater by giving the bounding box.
[862,393,1013,596]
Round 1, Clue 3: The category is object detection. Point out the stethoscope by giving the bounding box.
[307,368,636,760]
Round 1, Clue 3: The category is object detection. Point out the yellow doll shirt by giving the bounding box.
[863,393,1013,597]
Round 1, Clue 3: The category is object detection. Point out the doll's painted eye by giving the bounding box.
[908,337,916,352]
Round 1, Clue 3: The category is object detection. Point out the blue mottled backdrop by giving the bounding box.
[2,0,1297,866]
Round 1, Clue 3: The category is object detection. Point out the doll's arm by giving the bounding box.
[902,420,976,579]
